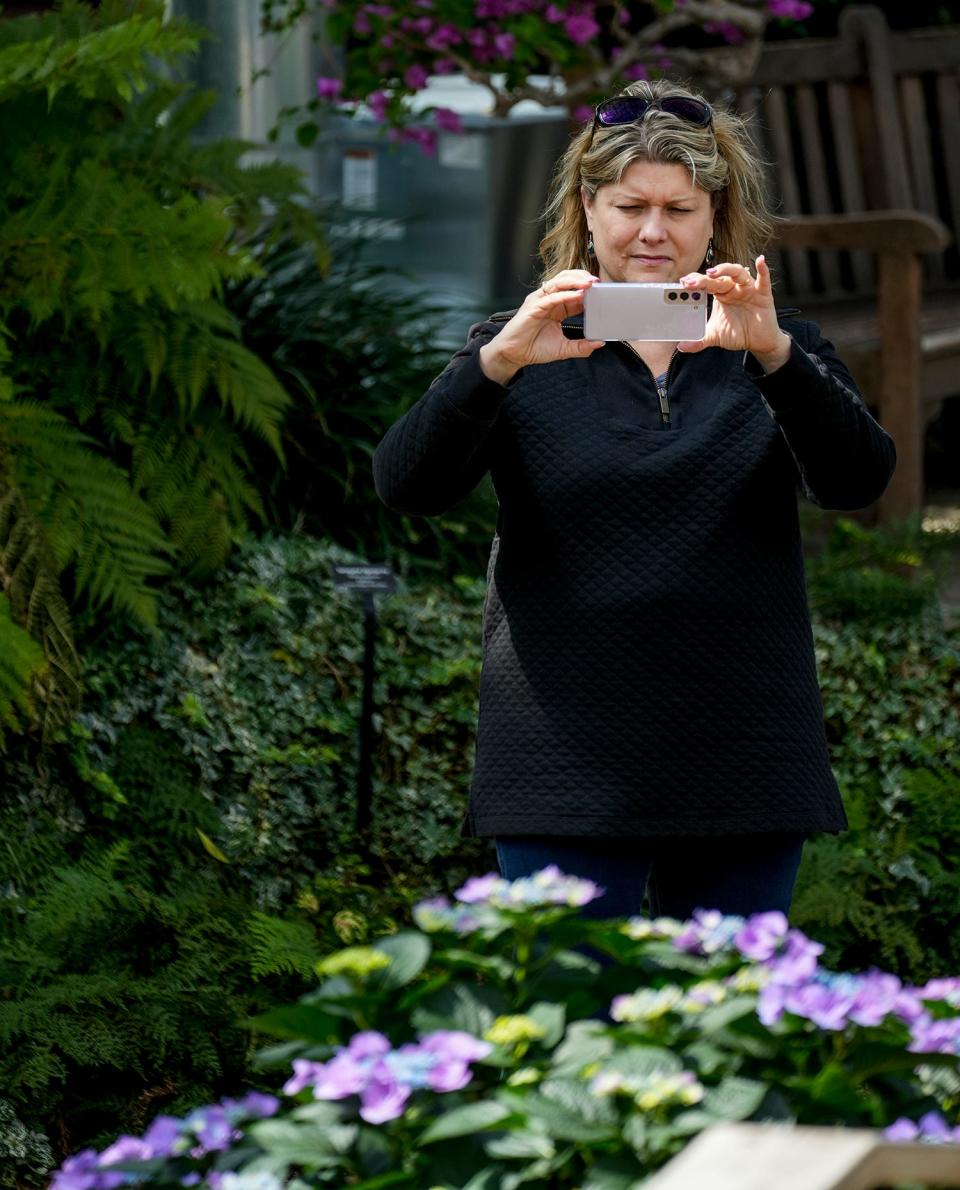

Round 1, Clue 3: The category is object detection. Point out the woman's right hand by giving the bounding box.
[478,269,606,386]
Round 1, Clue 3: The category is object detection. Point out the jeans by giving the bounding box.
[494,832,805,921]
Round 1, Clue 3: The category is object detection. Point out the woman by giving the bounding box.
[373,79,896,921]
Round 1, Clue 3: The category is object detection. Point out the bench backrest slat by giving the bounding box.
[739,4,960,302]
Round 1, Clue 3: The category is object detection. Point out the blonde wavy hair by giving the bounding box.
[539,79,775,282]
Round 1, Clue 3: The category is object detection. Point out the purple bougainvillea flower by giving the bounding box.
[477,0,506,14]
[492,31,516,58]
[403,64,430,90]
[367,90,390,121]
[434,106,464,133]
[545,4,564,21]
[768,0,813,17]
[564,12,600,44]
[359,1071,411,1123]
[316,76,344,100]
[426,22,462,49]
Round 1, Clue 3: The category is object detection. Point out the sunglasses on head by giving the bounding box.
[594,95,713,129]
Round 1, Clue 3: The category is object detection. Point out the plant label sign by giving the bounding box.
[332,563,397,594]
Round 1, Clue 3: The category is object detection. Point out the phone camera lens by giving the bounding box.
[680,291,689,301]
[668,291,678,301]
[692,292,701,301]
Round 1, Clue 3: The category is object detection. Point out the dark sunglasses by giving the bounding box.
[594,95,713,129]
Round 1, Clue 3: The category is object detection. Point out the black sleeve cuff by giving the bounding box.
[441,346,520,424]
[743,336,826,414]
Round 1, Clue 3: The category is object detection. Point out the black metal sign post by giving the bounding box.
[331,564,397,850]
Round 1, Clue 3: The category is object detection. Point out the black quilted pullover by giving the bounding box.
[373,312,896,838]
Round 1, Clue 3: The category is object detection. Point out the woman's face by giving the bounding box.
[581,160,714,284]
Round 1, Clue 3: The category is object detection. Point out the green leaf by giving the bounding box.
[296,121,319,147]
[413,981,509,1036]
[527,1001,566,1047]
[506,1090,617,1143]
[605,1046,683,1080]
[550,1020,614,1077]
[370,931,431,991]
[485,1130,556,1159]
[197,829,230,862]
[248,1003,339,1043]
[419,1100,512,1144]
[701,1076,768,1121]
[438,947,514,981]
[694,996,757,1033]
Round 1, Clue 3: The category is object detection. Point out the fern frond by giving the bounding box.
[2,402,170,624]
[0,596,45,744]
[247,911,322,979]
[0,3,201,109]
[0,485,78,741]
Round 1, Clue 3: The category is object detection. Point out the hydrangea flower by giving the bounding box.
[589,1068,704,1111]
[316,946,391,978]
[674,908,745,955]
[886,1112,960,1143]
[484,1014,547,1045]
[610,985,684,1023]
[284,1028,492,1123]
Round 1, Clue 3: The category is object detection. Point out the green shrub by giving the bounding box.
[51,876,960,1188]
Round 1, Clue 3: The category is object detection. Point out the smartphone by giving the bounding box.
[583,282,708,341]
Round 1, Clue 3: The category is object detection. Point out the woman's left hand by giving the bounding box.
[676,254,792,372]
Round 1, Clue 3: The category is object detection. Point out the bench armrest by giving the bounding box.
[771,210,951,253]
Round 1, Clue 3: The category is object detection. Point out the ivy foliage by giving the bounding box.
[0,0,321,743]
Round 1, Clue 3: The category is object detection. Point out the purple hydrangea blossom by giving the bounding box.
[886,1112,960,1143]
[286,1028,492,1122]
[735,911,788,961]
[51,1150,124,1190]
[674,909,745,955]
[908,1014,960,1056]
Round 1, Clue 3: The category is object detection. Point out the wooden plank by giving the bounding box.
[773,210,950,253]
[644,1122,960,1190]
[899,74,945,282]
[878,251,924,523]
[751,25,960,87]
[762,87,812,294]
[937,71,960,246]
[796,83,842,293]
[826,81,872,289]
[839,6,912,207]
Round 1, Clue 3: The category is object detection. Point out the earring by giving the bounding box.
[705,236,715,266]
[587,235,595,255]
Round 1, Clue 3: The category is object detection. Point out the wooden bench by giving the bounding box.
[644,1121,960,1189]
[735,6,960,524]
